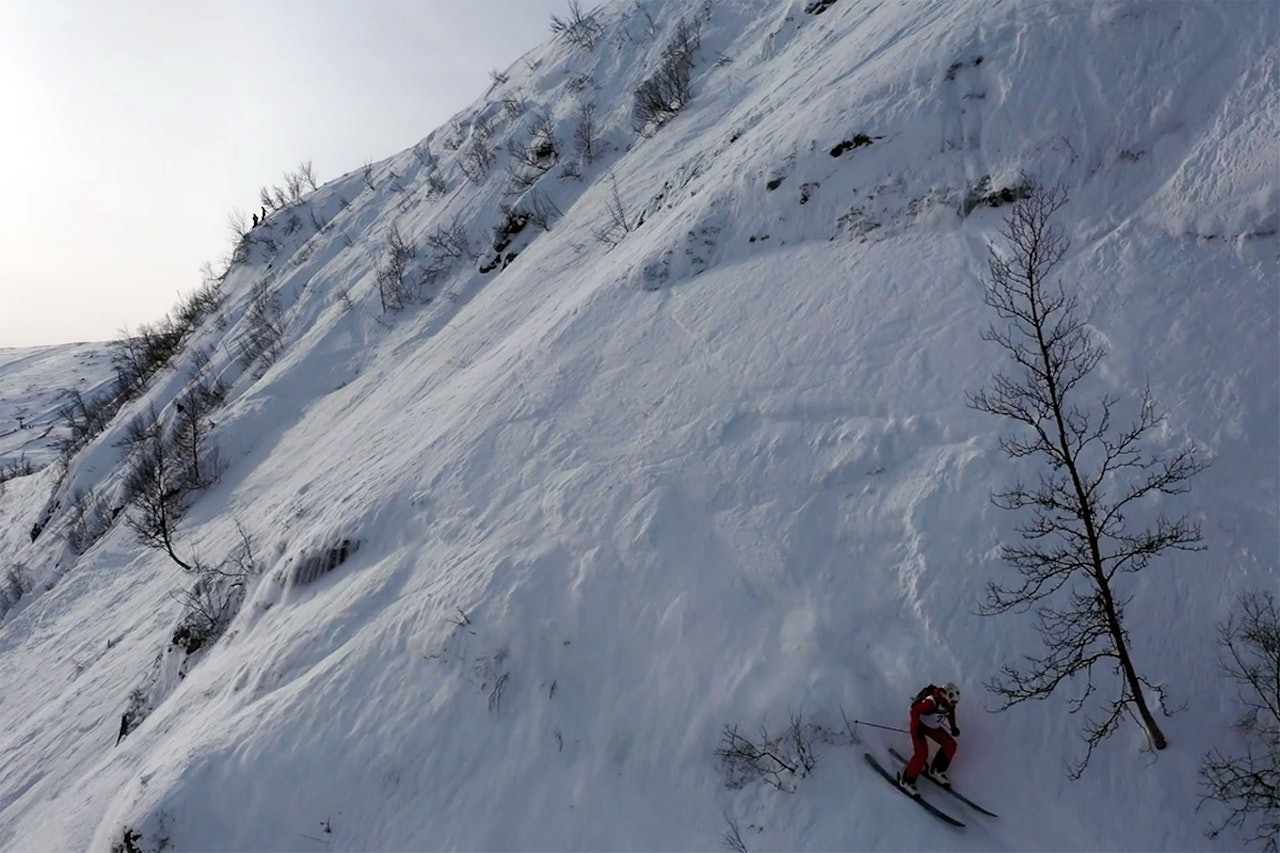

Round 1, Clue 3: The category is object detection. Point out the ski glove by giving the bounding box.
[951,725,960,737]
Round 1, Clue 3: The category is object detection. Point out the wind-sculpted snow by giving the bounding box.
[0,1,1275,850]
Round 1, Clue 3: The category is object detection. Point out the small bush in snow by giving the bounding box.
[236,280,287,374]
[632,17,702,136]
[573,101,601,167]
[57,387,123,461]
[1199,590,1280,850]
[425,217,476,264]
[549,0,603,52]
[0,564,31,619]
[0,455,34,485]
[170,567,244,654]
[715,713,819,792]
[592,173,639,248]
[506,113,560,192]
[720,815,749,853]
[258,159,319,213]
[63,488,115,555]
[459,117,496,183]
[170,521,258,655]
[375,222,419,312]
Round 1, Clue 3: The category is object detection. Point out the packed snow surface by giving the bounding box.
[0,1,1275,850]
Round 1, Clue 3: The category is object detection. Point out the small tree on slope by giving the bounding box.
[1199,590,1280,850]
[968,182,1207,776]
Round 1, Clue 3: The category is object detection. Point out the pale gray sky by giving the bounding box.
[0,0,570,347]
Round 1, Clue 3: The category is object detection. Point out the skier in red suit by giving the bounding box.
[897,682,960,796]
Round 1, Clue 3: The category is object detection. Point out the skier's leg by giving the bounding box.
[929,728,957,774]
[903,726,932,782]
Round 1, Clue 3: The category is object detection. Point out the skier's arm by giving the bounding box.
[948,705,959,736]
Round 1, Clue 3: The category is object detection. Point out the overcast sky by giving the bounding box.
[0,0,571,348]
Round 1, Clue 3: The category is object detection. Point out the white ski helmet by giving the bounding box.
[942,682,961,705]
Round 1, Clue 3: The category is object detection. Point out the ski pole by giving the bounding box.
[853,719,909,734]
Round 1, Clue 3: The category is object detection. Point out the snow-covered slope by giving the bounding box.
[0,1,1275,850]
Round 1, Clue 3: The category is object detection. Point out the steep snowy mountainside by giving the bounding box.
[0,1,1275,850]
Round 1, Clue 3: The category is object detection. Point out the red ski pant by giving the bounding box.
[904,724,956,781]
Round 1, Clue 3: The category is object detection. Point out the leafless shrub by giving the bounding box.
[715,713,819,792]
[375,222,418,312]
[236,280,286,374]
[258,160,320,213]
[502,96,528,120]
[361,159,376,191]
[488,671,509,712]
[63,488,116,555]
[571,101,601,168]
[171,374,226,494]
[172,277,224,334]
[426,217,475,263]
[566,72,592,92]
[57,388,122,460]
[592,173,638,248]
[550,0,603,51]
[0,564,32,620]
[0,455,35,485]
[459,117,496,182]
[1200,590,1280,850]
[632,0,658,39]
[521,192,562,231]
[424,171,447,197]
[487,68,509,92]
[111,320,184,399]
[632,17,702,136]
[506,113,560,191]
[720,814,749,853]
[170,521,258,655]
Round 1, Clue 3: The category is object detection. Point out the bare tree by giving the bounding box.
[968,182,1206,775]
[1200,590,1280,850]
[122,407,196,572]
[297,158,318,191]
[573,101,600,166]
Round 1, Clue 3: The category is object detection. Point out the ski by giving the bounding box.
[887,748,999,817]
[864,753,966,828]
